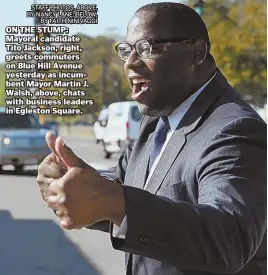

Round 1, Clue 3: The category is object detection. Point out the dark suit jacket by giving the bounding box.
[92,70,267,275]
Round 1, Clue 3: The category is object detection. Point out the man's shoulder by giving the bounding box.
[195,87,267,147]
[209,87,266,127]
[197,69,265,126]
[138,82,266,137]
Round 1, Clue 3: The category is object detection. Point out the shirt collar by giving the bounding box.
[168,72,217,131]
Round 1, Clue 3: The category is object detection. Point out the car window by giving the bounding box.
[131,106,142,121]
[0,114,40,129]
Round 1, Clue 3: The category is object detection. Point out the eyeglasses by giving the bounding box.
[115,37,194,61]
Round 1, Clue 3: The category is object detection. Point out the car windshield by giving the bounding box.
[0,114,40,129]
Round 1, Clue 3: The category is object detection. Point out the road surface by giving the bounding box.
[0,134,125,275]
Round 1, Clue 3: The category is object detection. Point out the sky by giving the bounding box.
[1,0,185,63]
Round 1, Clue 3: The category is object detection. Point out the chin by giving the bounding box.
[137,103,168,117]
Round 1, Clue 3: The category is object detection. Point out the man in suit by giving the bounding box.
[37,2,267,275]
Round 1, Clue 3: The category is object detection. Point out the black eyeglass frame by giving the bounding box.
[115,37,195,61]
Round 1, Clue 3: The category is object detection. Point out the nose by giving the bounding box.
[124,49,144,71]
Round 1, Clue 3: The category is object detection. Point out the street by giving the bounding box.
[0,134,125,275]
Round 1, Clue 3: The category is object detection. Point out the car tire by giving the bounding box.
[96,139,100,144]
[105,152,111,159]
[14,165,24,174]
[0,165,3,172]
[102,141,112,159]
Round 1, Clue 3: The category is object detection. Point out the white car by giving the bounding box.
[93,109,108,143]
[102,101,142,159]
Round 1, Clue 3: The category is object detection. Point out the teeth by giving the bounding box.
[141,85,148,91]
[132,79,150,84]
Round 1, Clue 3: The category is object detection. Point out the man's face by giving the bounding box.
[123,11,194,117]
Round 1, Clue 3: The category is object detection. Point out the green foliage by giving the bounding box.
[188,0,267,107]
[0,64,5,106]
[0,34,130,115]
[0,1,265,112]
[57,34,129,115]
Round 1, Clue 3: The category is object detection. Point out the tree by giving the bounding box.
[0,64,6,106]
[78,34,130,109]
[188,0,267,107]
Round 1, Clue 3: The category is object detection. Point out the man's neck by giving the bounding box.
[191,66,217,96]
[166,68,217,118]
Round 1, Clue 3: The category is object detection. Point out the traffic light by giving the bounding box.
[194,0,204,16]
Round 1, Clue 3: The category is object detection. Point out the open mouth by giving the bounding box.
[131,79,151,101]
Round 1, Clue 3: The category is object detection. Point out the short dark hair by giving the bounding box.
[135,2,211,52]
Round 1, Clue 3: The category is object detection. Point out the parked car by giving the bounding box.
[102,101,142,159]
[93,108,108,144]
[0,108,51,173]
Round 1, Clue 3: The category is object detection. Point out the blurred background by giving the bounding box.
[0,0,266,274]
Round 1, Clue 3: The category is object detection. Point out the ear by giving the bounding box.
[192,39,208,67]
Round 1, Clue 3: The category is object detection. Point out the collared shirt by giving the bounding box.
[144,72,216,188]
[113,72,217,238]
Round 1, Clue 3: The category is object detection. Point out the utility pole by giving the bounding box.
[101,59,108,106]
[29,0,38,111]
[112,76,123,101]
[33,0,51,124]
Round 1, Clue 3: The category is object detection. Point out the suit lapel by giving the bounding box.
[125,118,157,190]
[144,127,186,193]
[144,70,225,193]
[131,134,154,189]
